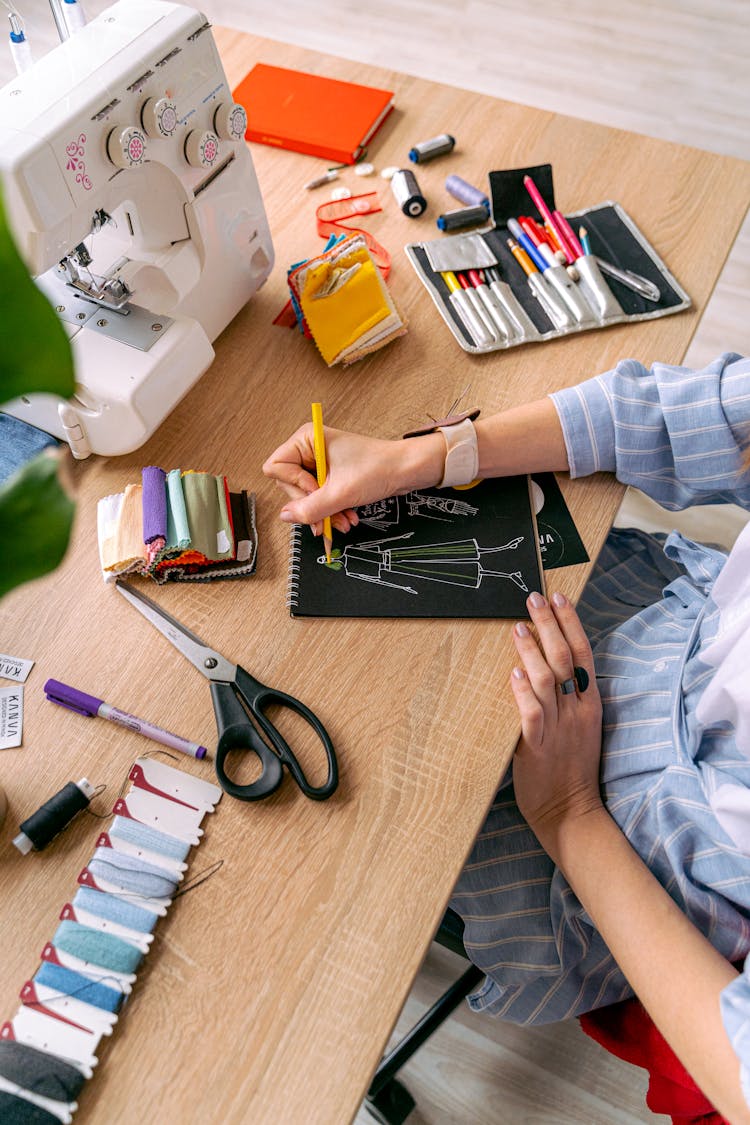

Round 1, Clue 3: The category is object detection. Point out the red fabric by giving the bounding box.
[579,998,728,1125]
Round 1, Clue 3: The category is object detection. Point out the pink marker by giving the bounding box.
[552,209,585,259]
[523,175,575,264]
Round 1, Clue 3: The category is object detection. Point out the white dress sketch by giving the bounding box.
[319,532,529,596]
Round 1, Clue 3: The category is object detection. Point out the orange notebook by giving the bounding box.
[233,63,394,165]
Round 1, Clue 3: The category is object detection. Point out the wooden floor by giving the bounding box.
[4,3,749,1122]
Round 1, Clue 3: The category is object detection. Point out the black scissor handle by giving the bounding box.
[211,681,284,801]
[235,666,339,801]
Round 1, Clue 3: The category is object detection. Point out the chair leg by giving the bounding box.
[363,1078,416,1125]
[364,963,484,1124]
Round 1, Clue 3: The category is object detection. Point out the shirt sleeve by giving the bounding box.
[549,352,750,510]
[720,955,750,1110]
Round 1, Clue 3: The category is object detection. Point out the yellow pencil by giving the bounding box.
[311,402,333,563]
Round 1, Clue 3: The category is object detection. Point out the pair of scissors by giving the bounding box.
[114,580,338,802]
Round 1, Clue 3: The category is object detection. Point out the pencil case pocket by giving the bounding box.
[573,254,624,319]
[487,278,540,340]
[543,264,598,325]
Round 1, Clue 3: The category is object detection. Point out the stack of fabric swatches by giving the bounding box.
[285,232,407,366]
[97,467,257,584]
[0,757,221,1123]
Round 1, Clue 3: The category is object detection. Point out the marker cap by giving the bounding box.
[44,679,102,717]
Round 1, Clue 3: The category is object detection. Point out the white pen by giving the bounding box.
[441,270,493,346]
[465,270,510,339]
[457,272,500,342]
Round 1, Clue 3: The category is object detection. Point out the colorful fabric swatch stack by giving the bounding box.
[97,468,257,584]
[286,233,407,366]
[0,757,221,1123]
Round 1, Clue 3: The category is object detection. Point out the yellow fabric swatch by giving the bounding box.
[300,252,392,365]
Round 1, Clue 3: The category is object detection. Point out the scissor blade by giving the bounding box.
[114,579,237,682]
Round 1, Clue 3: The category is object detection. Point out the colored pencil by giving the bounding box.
[311,402,333,563]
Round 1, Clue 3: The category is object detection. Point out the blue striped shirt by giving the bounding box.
[450,354,750,1098]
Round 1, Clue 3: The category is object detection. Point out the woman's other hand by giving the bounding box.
[510,590,604,864]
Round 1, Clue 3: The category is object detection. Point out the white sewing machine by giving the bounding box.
[0,0,274,457]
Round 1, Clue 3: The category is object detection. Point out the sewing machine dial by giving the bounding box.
[213,102,247,142]
[184,128,220,168]
[140,96,178,138]
[106,125,148,168]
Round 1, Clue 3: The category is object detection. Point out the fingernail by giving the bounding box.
[514,622,529,637]
[528,592,546,609]
[552,591,567,607]
[280,509,294,523]
[512,666,525,680]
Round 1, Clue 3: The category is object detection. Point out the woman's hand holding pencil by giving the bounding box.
[263,422,445,534]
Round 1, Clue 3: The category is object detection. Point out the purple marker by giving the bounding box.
[44,679,208,760]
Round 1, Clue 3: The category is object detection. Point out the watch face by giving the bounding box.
[444,440,476,482]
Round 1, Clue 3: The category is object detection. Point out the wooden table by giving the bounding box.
[2,26,749,1124]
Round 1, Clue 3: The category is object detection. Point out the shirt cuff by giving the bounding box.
[720,956,750,1111]
[549,376,617,479]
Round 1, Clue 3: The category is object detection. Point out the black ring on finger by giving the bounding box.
[574,666,590,693]
[558,678,577,695]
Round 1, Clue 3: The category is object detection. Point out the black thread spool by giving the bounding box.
[0,1040,87,1101]
[13,778,95,854]
[390,168,427,217]
[436,205,490,232]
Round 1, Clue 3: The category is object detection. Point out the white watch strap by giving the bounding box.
[437,417,479,488]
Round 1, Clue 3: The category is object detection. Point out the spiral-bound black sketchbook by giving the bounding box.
[287,475,546,619]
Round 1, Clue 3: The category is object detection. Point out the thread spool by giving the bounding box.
[0,1090,64,1123]
[436,205,490,232]
[0,1039,87,1102]
[390,169,427,217]
[408,133,455,163]
[13,779,95,854]
[445,174,489,210]
[53,920,144,974]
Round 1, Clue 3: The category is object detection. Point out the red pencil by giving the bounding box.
[519,216,544,246]
[520,215,550,246]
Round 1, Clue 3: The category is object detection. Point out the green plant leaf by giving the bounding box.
[0,191,75,403]
[0,451,75,599]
